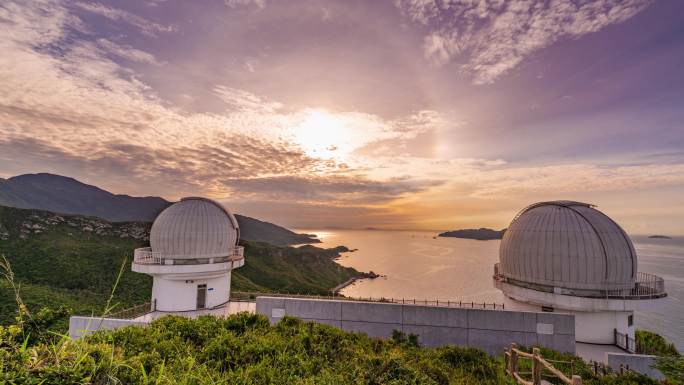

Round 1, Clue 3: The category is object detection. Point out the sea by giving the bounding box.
[296,229,684,352]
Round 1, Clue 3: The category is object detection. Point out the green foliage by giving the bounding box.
[636,330,680,357]
[654,356,684,384]
[0,313,515,384]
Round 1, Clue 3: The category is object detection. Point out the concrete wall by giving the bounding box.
[606,353,665,381]
[256,297,575,355]
[574,310,633,344]
[69,316,146,339]
[152,273,231,311]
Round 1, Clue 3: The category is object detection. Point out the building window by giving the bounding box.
[541,306,554,312]
[628,314,634,327]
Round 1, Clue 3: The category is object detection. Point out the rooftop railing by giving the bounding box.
[133,246,244,265]
[493,263,666,300]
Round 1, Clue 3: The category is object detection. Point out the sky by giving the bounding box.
[1,0,683,234]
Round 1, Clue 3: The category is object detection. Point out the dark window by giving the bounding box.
[541,306,554,312]
[628,314,633,327]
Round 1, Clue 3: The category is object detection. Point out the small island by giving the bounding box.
[438,228,506,240]
[648,235,672,239]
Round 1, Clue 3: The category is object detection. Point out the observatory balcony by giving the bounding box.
[134,246,244,265]
[493,263,666,300]
[132,246,245,277]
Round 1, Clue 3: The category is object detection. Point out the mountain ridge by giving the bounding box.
[0,173,317,245]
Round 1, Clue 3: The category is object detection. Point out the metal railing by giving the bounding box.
[133,248,162,264]
[604,272,666,299]
[493,263,666,299]
[231,291,505,310]
[108,301,153,319]
[133,246,244,265]
[614,329,636,353]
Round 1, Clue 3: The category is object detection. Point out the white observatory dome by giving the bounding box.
[499,201,637,291]
[149,197,239,259]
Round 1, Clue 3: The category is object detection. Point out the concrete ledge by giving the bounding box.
[69,316,147,339]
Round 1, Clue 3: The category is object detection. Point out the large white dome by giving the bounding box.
[149,197,239,259]
[499,201,637,291]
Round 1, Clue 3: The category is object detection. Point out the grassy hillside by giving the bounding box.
[0,205,360,328]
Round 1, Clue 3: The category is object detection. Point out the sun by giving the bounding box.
[292,109,354,159]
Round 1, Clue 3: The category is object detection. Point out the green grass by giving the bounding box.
[1,313,516,384]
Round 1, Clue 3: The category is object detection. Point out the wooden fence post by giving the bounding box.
[533,347,541,385]
[509,343,518,376]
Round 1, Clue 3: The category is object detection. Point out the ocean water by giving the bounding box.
[298,229,684,352]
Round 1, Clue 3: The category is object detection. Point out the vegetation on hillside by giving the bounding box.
[0,205,361,330]
[635,330,683,384]
[636,330,680,357]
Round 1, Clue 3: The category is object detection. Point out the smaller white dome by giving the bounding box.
[149,197,239,259]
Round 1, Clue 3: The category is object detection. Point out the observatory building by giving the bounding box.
[493,201,667,346]
[132,197,244,312]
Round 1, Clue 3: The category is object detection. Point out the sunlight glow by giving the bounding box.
[293,109,354,159]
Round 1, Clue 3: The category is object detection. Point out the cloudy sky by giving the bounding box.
[1,0,683,234]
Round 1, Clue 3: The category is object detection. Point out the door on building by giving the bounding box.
[196,284,207,309]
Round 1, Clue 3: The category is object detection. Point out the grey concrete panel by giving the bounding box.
[341,320,401,338]
[402,305,468,328]
[69,316,146,339]
[536,312,574,335]
[521,332,539,348]
[467,308,529,331]
[402,325,468,348]
[606,353,664,381]
[255,297,285,324]
[284,298,341,321]
[537,333,575,353]
[467,329,525,355]
[341,301,402,323]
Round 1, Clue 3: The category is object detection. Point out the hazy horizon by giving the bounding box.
[2,0,684,234]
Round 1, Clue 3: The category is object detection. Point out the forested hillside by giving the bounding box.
[0,205,359,327]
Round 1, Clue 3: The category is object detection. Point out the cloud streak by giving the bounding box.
[397,0,653,84]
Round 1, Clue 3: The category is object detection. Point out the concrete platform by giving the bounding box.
[576,342,626,363]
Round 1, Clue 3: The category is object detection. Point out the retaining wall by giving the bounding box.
[256,296,575,355]
[69,316,147,339]
[606,353,665,381]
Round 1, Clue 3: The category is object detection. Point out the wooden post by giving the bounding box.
[532,347,541,385]
[509,343,518,376]
[571,375,582,385]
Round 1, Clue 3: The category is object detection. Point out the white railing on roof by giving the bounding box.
[134,247,162,264]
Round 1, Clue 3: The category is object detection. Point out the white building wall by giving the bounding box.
[573,310,633,344]
[151,272,231,312]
